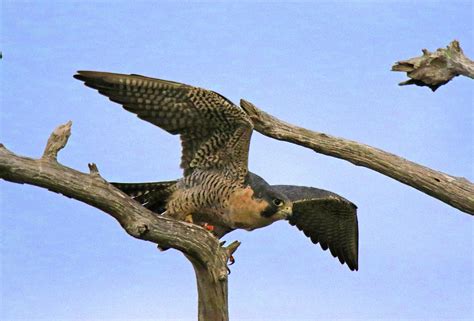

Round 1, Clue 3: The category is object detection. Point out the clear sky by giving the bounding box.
[1,1,472,320]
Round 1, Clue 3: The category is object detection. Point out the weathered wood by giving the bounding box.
[42,120,72,160]
[187,241,239,321]
[392,40,474,91]
[240,100,474,215]
[0,122,235,321]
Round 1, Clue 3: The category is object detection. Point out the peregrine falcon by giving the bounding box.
[74,71,359,271]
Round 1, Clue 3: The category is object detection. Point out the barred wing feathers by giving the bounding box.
[74,71,253,181]
[272,185,359,271]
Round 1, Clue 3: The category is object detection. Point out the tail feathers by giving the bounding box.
[111,180,178,214]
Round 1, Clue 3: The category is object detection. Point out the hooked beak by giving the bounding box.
[282,205,293,220]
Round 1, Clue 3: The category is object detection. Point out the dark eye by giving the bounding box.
[273,198,283,207]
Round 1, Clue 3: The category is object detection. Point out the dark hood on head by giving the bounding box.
[245,172,290,217]
[244,172,272,198]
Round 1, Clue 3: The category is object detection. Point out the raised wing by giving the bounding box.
[272,185,359,271]
[74,71,253,181]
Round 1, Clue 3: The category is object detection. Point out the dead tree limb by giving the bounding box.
[0,122,238,321]
[392,40,474,91]
[240,100,474,215]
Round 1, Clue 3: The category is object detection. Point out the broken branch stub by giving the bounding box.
[42,120,73,160]
[392,40,474,91]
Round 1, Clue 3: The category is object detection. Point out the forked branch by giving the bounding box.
[0,122,235,321]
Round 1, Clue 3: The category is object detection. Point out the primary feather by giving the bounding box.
[272,185,358,271]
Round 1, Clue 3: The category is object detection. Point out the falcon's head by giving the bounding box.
[246,172,292,222]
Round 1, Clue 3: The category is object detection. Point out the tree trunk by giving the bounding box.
[190,257,229,321]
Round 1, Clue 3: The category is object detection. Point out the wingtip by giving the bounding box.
[75,70,99,75]
[73,70,111,81]
[73,73,85,81]
[348,261,358,271]
[73,70,96,82]
[345,252,359,271]
[73,71,118,89]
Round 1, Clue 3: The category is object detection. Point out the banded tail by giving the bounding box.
[111,180,178,214]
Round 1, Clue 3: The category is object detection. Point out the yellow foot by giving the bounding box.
[184,214,194,224]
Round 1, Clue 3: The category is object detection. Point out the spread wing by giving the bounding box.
[272,185,359,271]
[74,71,253,181]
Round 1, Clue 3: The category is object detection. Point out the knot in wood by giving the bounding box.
[218,271,228,282]
[127,223,149,238]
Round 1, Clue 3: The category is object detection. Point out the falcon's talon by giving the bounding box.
[228,255,235,265]
[203,223,215,232]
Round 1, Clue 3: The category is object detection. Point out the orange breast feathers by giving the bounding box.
[226,187,271,229]
[228,187,268,213]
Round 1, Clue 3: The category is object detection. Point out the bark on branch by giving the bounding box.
[0,122,237,321]
[392,40,474,91]
[240,100,474,215]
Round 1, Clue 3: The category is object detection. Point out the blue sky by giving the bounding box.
[1,1,472,320]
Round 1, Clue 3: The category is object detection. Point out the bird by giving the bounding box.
[74,71,359,271]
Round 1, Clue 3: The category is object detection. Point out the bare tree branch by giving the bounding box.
[0,122,235,321]
[240,100,474,215]
[392,40,474,91]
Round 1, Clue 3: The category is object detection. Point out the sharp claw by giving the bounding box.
[226,255,235,274]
